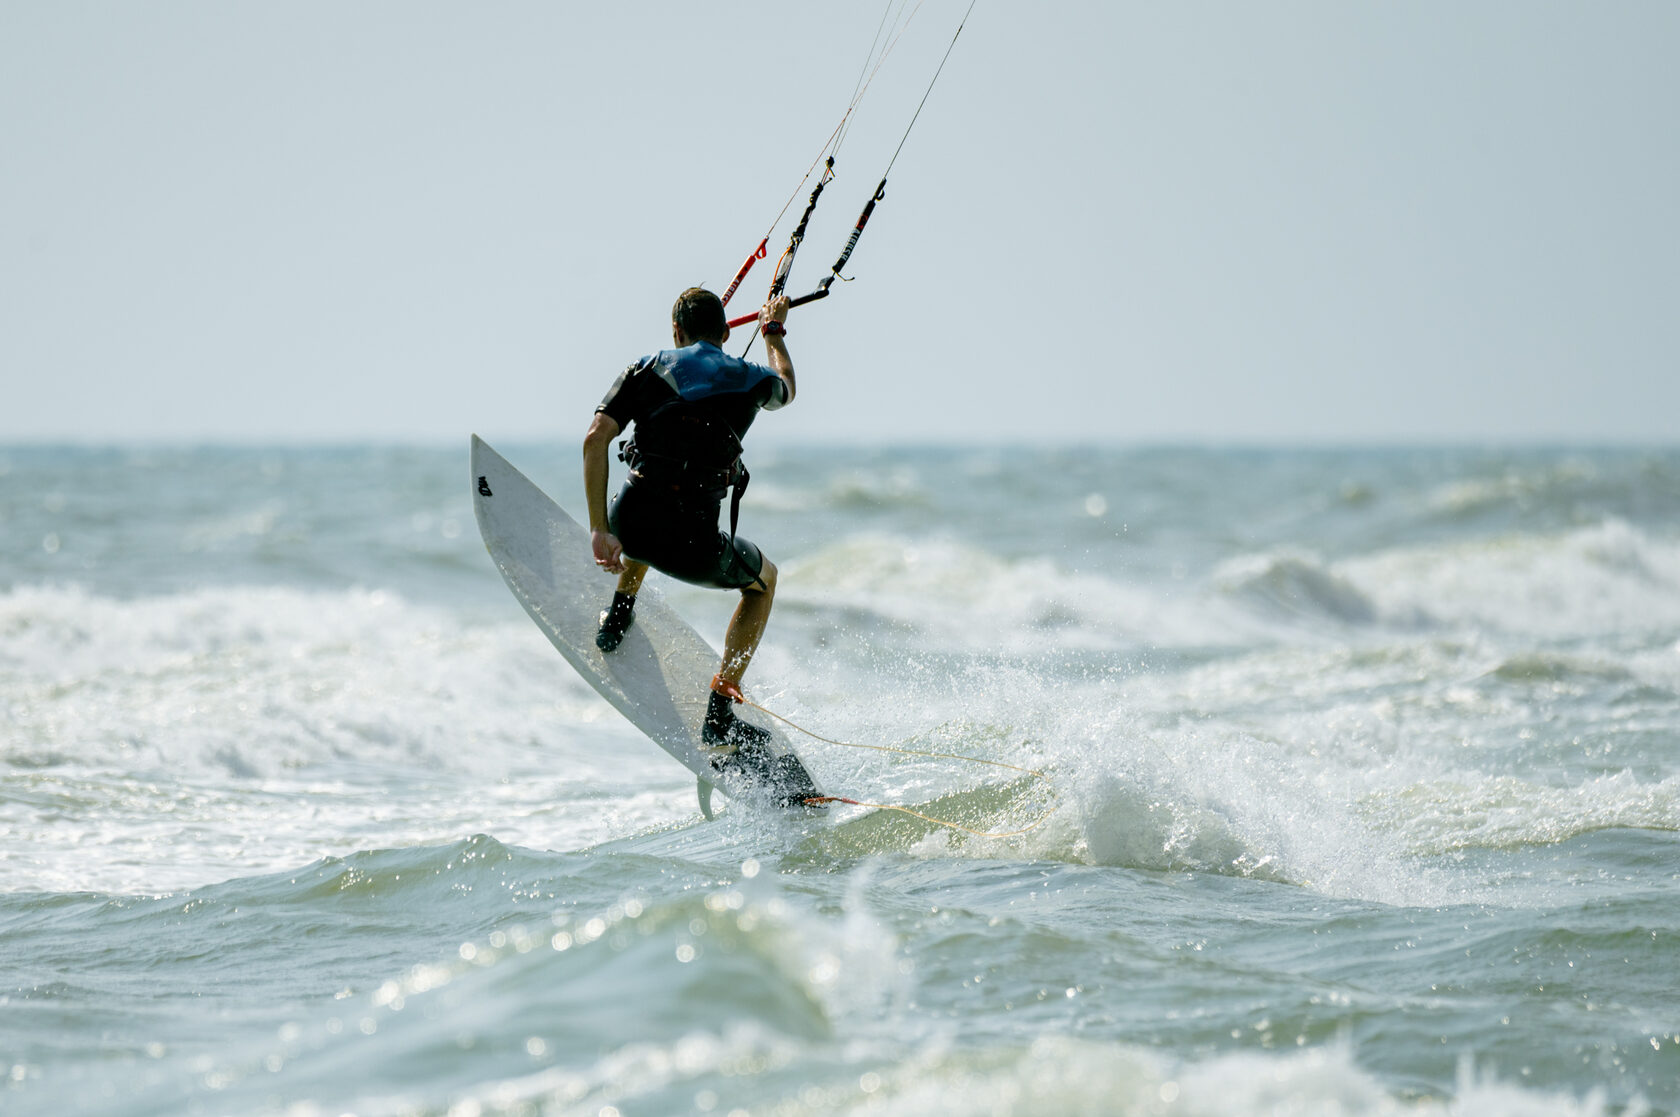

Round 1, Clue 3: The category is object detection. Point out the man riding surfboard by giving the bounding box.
[582,288,814,802]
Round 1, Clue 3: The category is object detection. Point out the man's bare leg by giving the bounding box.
[616,560,649,596]
[716,559,777,690]
[705,559,817,805]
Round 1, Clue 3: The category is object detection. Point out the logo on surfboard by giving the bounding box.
[477,476,493,497]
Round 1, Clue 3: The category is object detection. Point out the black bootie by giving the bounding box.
[702,687,772,756]
[701,681,819,808]
[595,591,636,652]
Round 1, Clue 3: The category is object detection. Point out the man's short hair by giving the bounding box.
[672,287,727,344]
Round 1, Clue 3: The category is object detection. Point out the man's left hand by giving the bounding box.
[592,529,625,574]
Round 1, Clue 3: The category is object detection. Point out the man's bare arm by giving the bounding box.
[760,295,795,403]
[582,411,625,573]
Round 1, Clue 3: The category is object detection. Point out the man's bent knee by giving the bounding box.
[748,559,777,596]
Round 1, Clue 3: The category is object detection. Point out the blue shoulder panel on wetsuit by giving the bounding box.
[648,342,779,403]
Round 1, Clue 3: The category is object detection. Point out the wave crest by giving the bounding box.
[1214,551,1380,627]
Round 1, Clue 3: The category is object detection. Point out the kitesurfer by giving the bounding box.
[582,287,802,788]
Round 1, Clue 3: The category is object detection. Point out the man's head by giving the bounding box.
[671,287,729,346]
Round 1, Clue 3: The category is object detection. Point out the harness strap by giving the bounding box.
[621,440,764,589]
[728,464,747,540]
[620,439,735,493]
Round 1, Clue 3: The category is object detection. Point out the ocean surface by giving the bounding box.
[3,441,1678,1116]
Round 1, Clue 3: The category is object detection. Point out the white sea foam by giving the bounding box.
[0,583,686,892]
[850,1037,1646,1117]
[1050,640,1680,904]
[1359,769,1680,856]
[780,533,1233,652]
[1060,707,1443,904]
[774,520,1680,660]
[777,626,1680,906]
[0,583,605,774]
[1344,520,1680,639]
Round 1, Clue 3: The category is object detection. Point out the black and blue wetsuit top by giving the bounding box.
[596,342,789,589]
[596,341,790,448]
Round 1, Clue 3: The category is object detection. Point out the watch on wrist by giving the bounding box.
[762,321,787,338]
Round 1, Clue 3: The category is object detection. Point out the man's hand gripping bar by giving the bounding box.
[725,288,830,331]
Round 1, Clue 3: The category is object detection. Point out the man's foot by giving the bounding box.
[596,591,636,652]
[705,720,776,775]
[703,684,773,755]
[703,683,819,808]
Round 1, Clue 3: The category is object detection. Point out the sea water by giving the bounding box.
[2,443,1678,1116]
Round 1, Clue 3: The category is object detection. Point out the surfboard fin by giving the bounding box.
[697,777,716,821]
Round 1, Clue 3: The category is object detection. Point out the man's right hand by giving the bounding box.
[757,294,795,402]
[592,529,625,574]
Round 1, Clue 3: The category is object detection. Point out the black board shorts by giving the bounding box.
[607,480,766,591]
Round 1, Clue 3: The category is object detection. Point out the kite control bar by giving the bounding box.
[725,287,830,331]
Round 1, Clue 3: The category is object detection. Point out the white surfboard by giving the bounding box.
[470,435,823,816]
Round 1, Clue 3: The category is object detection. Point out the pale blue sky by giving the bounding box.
[3,1,1676,444]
